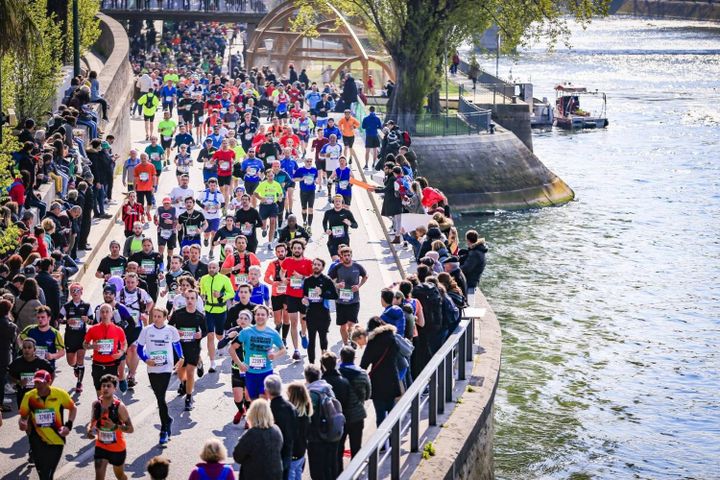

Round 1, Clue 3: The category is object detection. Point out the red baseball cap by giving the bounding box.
[33,370,52,384]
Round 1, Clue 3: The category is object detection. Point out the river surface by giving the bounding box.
[459,17,720,480]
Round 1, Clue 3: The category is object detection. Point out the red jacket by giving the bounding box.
[8,178,25,205]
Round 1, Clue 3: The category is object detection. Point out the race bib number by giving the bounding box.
[227,122,236,129]
[266,155,275,163]
[20,372,35,388]
[160,228,173,240]
[178,164,189,173]
[339,180,349,190]
[303,175,314,185]
[247,167,257,176]
[264,196,274,205]
[248,355,266,369]
[300,125,308,132]
[186,225,199,237]
[67,317,83,329]
[34,409,55,427]
[206,203,219,214]
[179,328,196,341]
[244,132,253,140]
[141,260,155,273]
[165,96,173,102]
[139,172,150,182]
[110,266,124,277]
[290,276,303,289]
[332,225,345,238]
[219,161,230,170]
[99,429,116,444]
[236,273,248,285]
[185,104,192,111]
[150,153,160,161]
[150,351,167,366]
[35,347,48,360]
[98,339,114,355]
[163,135,172,141]
[241,223,253,235]
[308,288,321,302]
[339,288,353,301]
[276,284,286,294]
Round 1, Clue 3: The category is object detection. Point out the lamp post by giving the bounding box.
[73,0,80,77]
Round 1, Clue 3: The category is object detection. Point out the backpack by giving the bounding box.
[196,464,233,480]
[233,253,251,275]
[315,390,345,443]
[394,333,414,371]
[412,283,443,332]
[441,294,460,331]
[402,131,412,147]
[93,397,121,425]
[394,176,413,201]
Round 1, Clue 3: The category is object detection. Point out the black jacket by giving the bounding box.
[360,324,402,401]
[322,369,351,419]
[0,316,18,367]
[182,260,208,280]
[36,270,61,320]
[277,224,310,244]
[417,227,444,262]
[460,242,488,288]
[270,395,298,468]
[233,425,284,480]
[380,174,403,218]
[338,364,371,423]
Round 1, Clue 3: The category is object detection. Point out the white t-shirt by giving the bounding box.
[137,324,180,374]
[198,189,225,220]
[170,186,195,216]
[119,288,153,327]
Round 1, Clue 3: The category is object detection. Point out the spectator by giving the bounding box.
[380,288,406,338]
[0,299,18,412]
[459,230,488,295]
[12,278,43,330]
[319,351,351,473]
[233,398,284,480]
[147,456,171,480]
[338,345,371,459]
[187,438,236,480]
[88,71,109,121]
[286,381,312,480]
[305,363,339,480]
[35,258,61,322]
[265,374,298,480]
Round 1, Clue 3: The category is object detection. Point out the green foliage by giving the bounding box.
[68,0,102,54]
[7,0,64,122]
[421,441,436,460]
[0,127,21,255]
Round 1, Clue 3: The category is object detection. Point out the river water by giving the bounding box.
[459,17,720,479]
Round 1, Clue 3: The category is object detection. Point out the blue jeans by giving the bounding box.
[372,398,395,427]
[94,184,107,215]
[288,457,305,480]
[25,195,47,219]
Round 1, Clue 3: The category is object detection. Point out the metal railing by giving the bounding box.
[100,0,274,13]
[338,312,479,480]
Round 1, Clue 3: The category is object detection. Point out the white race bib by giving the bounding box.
[110,266,124,277]
[141,260,155,273]
[20,372,35,388]
[99,429,117,444]
[245,132,253,140]
[34,409,55,427]
[247,167,257,176]
[236,273,248,285]
[186,225,199,236]
[249,355,266,369]
[160,228,173,239]
[339,288,353,301]
[98,339,114,355]
[179,328,196,341]
[150,351,167,366]
[266,155,275,163]
[290,276,303,289]
[163,135,172,141]
[139,172,150,182]
[264,196,274,205]
[35,346,48,360]
[165,96,174,102]
[308,288,321,302]
[303,175,314,185]
[241,223,253,235]
[332,225,345,238]
[67,317,83,329]
[339,180,349,190]
[276,284,287,294]
[219,161,230,170]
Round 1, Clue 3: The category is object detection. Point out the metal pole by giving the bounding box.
[429,372,438,426]
[410,394,420,452]
[445,350,453,402]
[391,422,401,478]
[437,362,445,414]
[73,0,81,77]
[458,331,467,380]
[444,31,449,134]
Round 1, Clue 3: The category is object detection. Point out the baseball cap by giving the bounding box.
[103,283,117,294]
[162,197,172,204]
[33,370,52,384]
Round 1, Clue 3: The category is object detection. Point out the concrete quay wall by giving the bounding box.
[412,131,575,212]
[611,0,720,21]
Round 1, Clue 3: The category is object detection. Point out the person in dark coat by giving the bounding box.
[459,230,488,295]
[299,69,310,87]
[265,374,297,480]
[35,258,61,323]
[358,317,402,426]
[233,398,284,480]
[341,74,358,107]
[305,364,339,480]
[374,163,403,243]
[87,139,113,218]
[338,346,371,460]
[320,352,352,473]
[417,224,444,262]
[442,256,468,298]
[288,64,298,84]
[0,299,19,411]
[77,181,94,250]
[277,215,310,244]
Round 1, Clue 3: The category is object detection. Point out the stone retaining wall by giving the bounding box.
[612,0,720,20]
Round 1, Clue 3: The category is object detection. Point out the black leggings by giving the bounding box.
[338,420,364,471]
[300,190,315,209]
[306,309,331,364]
[149,372,171,430]
[30,434,64,480]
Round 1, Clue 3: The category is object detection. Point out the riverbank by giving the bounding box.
[611,0,720,21]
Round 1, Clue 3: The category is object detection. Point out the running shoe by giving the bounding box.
[167,417,174,438]
[261,228,267,238]
[197,360,205,378]
[118,379,128,393]
[292,350,301,361]
[306,227,312,236]
[209,360,217,373]
[127,377,136,388]
[75,381,83,393]
[184,395,194,411]
[232,406,245,425]
[177,381,186,396]
[204,238,209,247]
[301,334,309,349]
[159,430,169,446]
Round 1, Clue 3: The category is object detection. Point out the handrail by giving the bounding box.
[338,309,480,480]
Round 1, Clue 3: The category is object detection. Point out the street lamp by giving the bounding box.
[73,0,80,77]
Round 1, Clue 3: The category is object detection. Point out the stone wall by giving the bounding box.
[411,291,502,480]
[413,131,574,212]
[612,0,720,20]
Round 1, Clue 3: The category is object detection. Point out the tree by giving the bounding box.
[293,0,609,130]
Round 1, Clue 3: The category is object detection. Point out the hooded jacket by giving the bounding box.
[360,324,402,402]
[338,363,371,423]
[460,242,488,288]
[380,305,405,338]
[307,379,336,444]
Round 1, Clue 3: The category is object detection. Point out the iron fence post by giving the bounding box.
[368,448,378,480]
[437,361,445,414]
[429,371,438,425]
[459,330,467,380]
[391,421,401,478]
[445,350,453,402]
[411,394,420,452]
[467,317,474,361]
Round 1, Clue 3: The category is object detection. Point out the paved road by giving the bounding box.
[0,114,403,479]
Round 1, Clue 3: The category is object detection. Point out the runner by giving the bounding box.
[338,109,360,161]
[174,144,192,179]
[293,156,320,232]
[224,309,253,424]
[18,370,77,480]
[8,338,54,409]
[254,169,284,250]
[154,196,178,263]
[88,374,134,480]
[322,195,358,260]
[145,136,165,179]
[158,110,177,165]
[221,235,260,290]
[182,244,209,280]
[169,174,194,218]
[19,306,65,369]
[118,273,154,389]
[178,197,208,248]
[233,193,263,253]
[320,134,342,201]
[122,149,140,192]
[263,243,289,342]
[281,239,313,361]
[169,289,207,410]
[129,238,164,301]
[159,79,177,114]
[226,283,258,333]
[162,255,190,305]
[84,303,127,396]
[361,105,383,169]
[137,88,160,139]
[92,285,135,393]
[240,148,264,207]
[123,221,146,258]
[330,156,354,205]
[245,265,271,307]
[212,215,243,262]
[311,128,329,189]
[199,261,234,373]
[237,111,258,152]
[199,138,218,184]
[178,90,195,128]
[137,307,183,446]
[96,240,128,281]
[173,123,195,154]
[196,178,225,255]
[134,153,158,223]
[301,258,338,364]
[232,305,286,400]
[328,246,368,345]
[121,191,145,237]
[60,282,93,393]
[212,139,236,204]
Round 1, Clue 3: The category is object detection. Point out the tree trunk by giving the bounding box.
[427,88,441,115]
[47,0,69,62]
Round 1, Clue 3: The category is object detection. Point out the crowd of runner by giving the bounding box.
[0,20,488,480]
